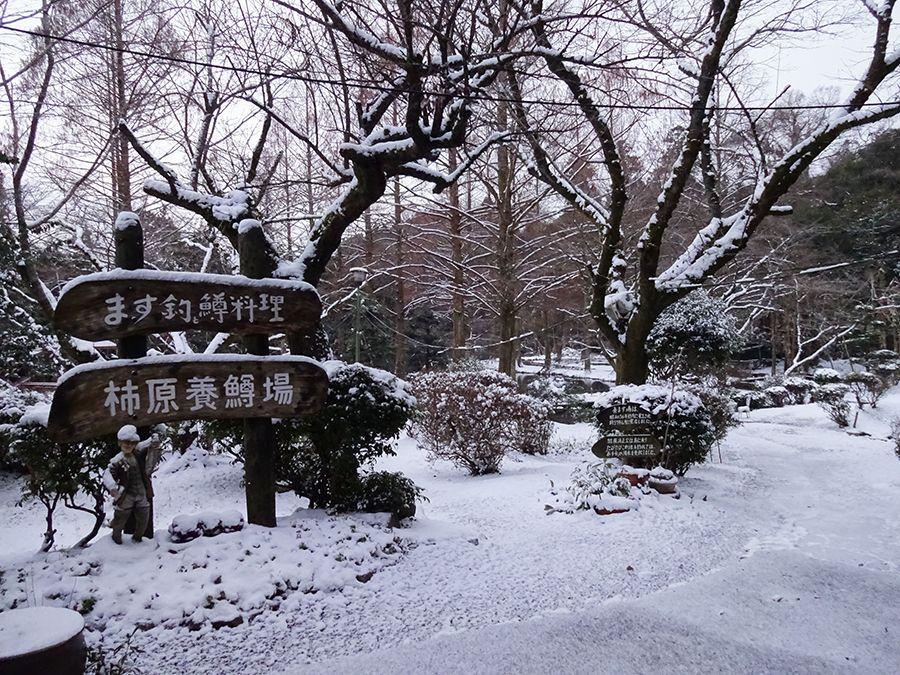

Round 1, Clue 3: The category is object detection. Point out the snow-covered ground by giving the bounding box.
[1,393,899,673]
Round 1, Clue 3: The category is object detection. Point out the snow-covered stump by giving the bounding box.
[0,607,86,675]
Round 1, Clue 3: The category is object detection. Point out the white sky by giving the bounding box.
[758,19,886,101]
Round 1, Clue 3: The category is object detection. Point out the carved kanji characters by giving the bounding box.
[185,376,218,411]
[231,296,256,323]
[146,378,179,413]
[263,372,293,405]
[103,379,141,416]
[224,373,255,408]
[133,294,157,323]
[258,294,285,322]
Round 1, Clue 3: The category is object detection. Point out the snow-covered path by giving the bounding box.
[142,425,757,673]
[296,405,900,674]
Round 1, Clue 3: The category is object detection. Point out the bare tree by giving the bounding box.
[511,0,900,383]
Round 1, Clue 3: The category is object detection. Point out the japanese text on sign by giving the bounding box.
[103,292,285,327]
[103,371,295,416]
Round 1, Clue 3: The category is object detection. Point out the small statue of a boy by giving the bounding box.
[102,425,162,545]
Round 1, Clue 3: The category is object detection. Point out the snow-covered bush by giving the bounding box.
[353,471,426,524]
[865,349,900,385]
[527,376,594,423]
[205,362,418,512]
[410,370,551,474]
[685,382,741,443]
[816,384,851,428]
[595,384,716,475]
[781,376,818,404]
[169,510,244,543]
[844,371,886,409]
[731,388,773,410]
[526,376,570,406]
[0,380,44,470]
[762,385,790,407]
[0,397,117,551]
[812,368,843,385]
[546,459,635,514]
[646,291,743,379]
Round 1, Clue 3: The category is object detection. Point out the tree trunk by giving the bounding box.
[616,343,650,385]
[40,496,59,553]
[495,97,516,376]
[542,309,552,371]
[74,490,106,548]
[448,149,467,359]
[614,306,656,385]
[770,311,778,377]
[110,0,131,215]
[393,177,406,376]
[497,304,517,376]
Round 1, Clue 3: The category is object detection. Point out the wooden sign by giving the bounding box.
[54,270,321,341]
[592,402,662,461]
[47,355,328,441]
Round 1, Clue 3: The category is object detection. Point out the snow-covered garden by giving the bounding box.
[2,379,899,672]
[4,0,900,672]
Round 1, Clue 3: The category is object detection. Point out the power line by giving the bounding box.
[4,25,900,113]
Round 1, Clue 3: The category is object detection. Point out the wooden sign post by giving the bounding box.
[592,403,662,466]
[114,214,151,538]
[239,222,278,528]
[49,215,327,528]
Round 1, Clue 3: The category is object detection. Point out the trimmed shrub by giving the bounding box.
[527,377,596,423]
[812,368,843,385]
[781,377,818,404]
[353,471,426,523]
[686,382,741,443]
[731,389,773,410]
[595,384,716,476]
[647,291,743,379]
[762,385,790,407]
[410,370,551,475]
[865,349,900,385]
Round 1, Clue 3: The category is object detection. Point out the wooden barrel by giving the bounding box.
[0,607,86,675]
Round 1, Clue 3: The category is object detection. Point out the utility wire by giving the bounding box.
[4,25,900,113]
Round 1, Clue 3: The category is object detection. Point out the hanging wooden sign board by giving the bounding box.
[54,270,321,341]
[47,355,328,442]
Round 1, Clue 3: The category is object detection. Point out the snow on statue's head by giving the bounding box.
[117,425,140,449]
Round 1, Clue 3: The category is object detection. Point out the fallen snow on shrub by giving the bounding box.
[546,459,642,515]
[0,510,413,642]
[595,384,704,417]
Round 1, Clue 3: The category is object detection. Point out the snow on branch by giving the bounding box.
[783,324,857,376]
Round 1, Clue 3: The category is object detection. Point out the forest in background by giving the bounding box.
[1,0,898,384]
